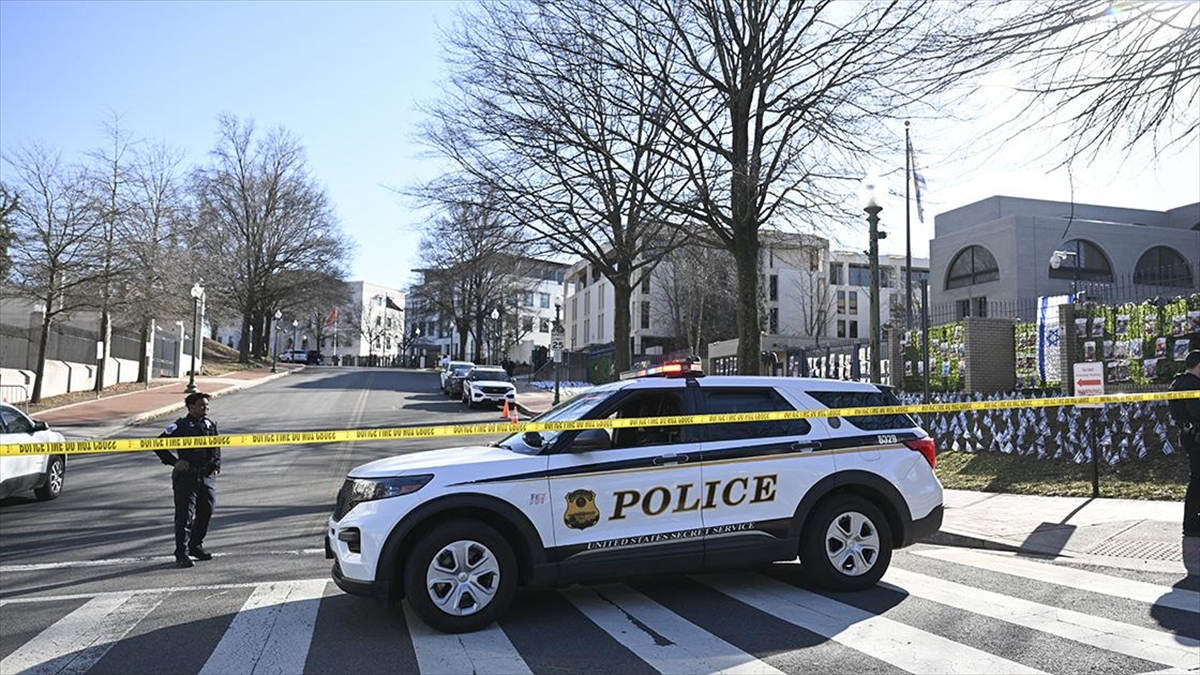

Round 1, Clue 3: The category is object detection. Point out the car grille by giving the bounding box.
[333,478,355,521]
[481,386,510,394]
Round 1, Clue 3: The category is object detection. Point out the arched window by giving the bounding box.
[1048,239,1113,282]
[1134,246,1194,287]
[945,245,999,289]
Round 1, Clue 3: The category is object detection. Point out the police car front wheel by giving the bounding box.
[800,494,892,591]
[403,520,518,633]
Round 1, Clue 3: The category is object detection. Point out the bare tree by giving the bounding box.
[0,184,17,283]
[342,300,402,363]
[655,242,738,356]
[415,0,689,373]
[2,145,106,402]
[620,0,954,373]
[192,114,352,362]
[946,0,1199,163]
[789,263,834,344]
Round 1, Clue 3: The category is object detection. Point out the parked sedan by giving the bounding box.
[0,403,66,501]
[460,366,517,408]
[443,362,477,398]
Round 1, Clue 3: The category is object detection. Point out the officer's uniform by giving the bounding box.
[156,416,221,559]
[1169,351,1200,537]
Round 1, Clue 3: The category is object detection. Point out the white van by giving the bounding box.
[0,403,66,501]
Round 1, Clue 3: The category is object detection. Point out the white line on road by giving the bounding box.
[0,592,162,675]
[914,548,1200,614]
[697,573,1045,675]
[562,584,785,675]
[884,567,1200,669]
[0,549,325,573]
[403,602,533,675]
[0,578,330,605]
[199,579,327,675]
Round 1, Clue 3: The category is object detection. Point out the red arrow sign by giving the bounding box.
[1076,378,1102,387]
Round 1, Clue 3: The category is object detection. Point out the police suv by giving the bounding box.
[327,360,943,633]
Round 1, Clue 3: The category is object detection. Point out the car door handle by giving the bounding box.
[791,441,821,453]
[653,454,689,466]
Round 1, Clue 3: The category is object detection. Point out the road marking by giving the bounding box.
[402,602,532,675]
[697,573,1045,674]
[199,580,327,675]
[0,592,162,675]
[884,567,1200,669]
[0,548,325,573]
[562,584,785,675]
[914,548,1200,614]
[0,578,331,605]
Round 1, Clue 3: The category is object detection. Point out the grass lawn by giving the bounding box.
[936,449,1189,501]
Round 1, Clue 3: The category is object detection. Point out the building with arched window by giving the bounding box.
[929,196,1198,316]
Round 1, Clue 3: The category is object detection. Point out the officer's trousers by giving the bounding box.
[172,472,216,556]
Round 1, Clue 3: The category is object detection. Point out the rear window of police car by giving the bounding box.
[807,390,916,431]
[701,388,811,441]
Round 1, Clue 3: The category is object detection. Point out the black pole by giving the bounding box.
[866,203,882,383]
[922,279,930,404]
[1090,407,1100,498]
[905,121,912,333]
[185,295,199,393]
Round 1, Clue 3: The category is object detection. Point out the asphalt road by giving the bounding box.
[1,368,1196,674]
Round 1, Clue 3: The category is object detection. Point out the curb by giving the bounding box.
[923,528,1025,554]
[125,370,293,428]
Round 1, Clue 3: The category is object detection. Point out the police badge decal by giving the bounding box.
[564,489,600,530]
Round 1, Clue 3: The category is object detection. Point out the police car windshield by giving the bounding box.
[498,386,615,454]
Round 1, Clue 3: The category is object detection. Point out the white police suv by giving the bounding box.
[327,360,942,633]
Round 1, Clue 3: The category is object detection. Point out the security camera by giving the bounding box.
[1049,253,1063,270]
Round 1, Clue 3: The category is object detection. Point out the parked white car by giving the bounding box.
[278,349,308,363]
[460,366,517,408]
[0,402,67,501]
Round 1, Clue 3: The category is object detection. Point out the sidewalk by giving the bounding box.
[27,371,1198,576]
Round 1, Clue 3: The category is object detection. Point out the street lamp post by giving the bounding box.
[271,310,282,373]
[184,281,204,394]
[414,327,421,368]
[292,319,299,353]
[490,308,500,363]
[862,174,885,384]
[552,296,563,405]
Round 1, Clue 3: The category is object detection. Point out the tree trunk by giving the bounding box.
[611,280,634,374]
[733,229,761,375]
[137,318,151,384]
[238,314,252,363]
[31,311,51,404]
[94,309,110,394]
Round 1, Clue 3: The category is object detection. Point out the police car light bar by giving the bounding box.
[619,358,705,380]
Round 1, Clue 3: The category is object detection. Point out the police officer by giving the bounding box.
[155,392,221,567]
[1169,349,1200,538]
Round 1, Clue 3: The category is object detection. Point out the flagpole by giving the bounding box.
[904,120,912,334]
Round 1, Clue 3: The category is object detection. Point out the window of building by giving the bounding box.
[880,267,895,288]
[539,292,551,308]
[848,263,871,287]
[769,307,778,334]
[540,318,550,332]
[1048,239,1114,282]
[571,323,577,344]
[584,319,590,343]
[640,301,650,330]
[768,274,778,301]
[598,285,605,306]
[946,245,1000,289]
[1133,246,1193,287]
[584,291,590,313]
[849,320,858,338]
[522,316,534,332]
[957,297,989,318]
[598,314,605,341]
[848,291,858,314]
[837,320,846,338]
[641,274,650,294]
[592,266,600,283]
[830,263,844,285]
[837,290,846,314]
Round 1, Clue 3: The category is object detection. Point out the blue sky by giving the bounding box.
[3,0,1197,289]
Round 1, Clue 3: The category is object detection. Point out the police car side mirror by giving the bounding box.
[570,429,611,452]
[32,420,49,432]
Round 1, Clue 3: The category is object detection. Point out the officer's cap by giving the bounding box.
[1186,350,1200,370]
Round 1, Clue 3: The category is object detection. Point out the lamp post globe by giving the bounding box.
[184,282,205,394]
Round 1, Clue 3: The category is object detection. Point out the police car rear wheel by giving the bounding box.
[800,494,891,591]
[403,520,517,633]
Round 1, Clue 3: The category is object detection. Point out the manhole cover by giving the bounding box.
[1086,540,1182,562]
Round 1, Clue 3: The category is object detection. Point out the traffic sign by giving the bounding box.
[1073,361,1105,408]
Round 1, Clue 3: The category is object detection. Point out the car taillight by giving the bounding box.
[904,438,936,469]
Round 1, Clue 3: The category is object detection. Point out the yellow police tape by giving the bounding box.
[2,390,1199,457]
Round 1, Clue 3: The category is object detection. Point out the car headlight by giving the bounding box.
[340,475,433,516]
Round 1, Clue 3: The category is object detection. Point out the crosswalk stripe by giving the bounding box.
[562,584,786,675]
[199,579,326,675]
[402,603,532,675]
[698,573,1045,675]
[884,567,1200,669]
[914,548,1200,614]
[0,592,162,675]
